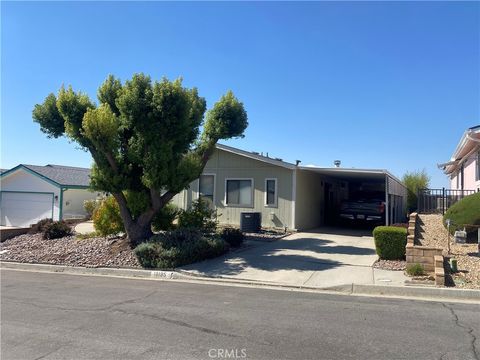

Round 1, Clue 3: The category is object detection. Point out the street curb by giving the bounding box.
[2,261,479,303]
[323,283,480,302]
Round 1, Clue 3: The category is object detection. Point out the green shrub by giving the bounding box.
[29,218,54,234]
[134,229,227,269]
[178,199,217,234]
[133,242,163,268]
[92,196,124,236]
[443,192,480,242]
[152,203,179,231]
[373,226,407,260]
[83,199,99,219]
[221,227,244,247]
[43,221,72,239]
[402,170,430,212]
[406,263,425,276]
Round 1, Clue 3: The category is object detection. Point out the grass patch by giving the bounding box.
[406,263,425,276]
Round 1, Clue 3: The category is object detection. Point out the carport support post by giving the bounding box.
[385,176,389,226]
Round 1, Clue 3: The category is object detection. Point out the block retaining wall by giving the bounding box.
[406,213,445,286]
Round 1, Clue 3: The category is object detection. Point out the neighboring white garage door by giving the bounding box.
[0,192,53,227]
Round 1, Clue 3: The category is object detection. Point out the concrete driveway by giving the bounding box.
[182,227,407,288]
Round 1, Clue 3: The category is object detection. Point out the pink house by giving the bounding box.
[439,125,480,191]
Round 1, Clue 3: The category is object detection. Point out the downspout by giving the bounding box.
[59,188,64,220]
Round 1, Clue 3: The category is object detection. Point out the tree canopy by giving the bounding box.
[33,74,248,244]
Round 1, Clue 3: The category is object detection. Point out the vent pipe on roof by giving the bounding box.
[296,160,301,166]
[334,160,341,168]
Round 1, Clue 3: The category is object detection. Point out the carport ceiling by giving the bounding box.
[300,167,388,183]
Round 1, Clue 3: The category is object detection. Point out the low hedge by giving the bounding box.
[134,229,228,269]
[373,226,407,260]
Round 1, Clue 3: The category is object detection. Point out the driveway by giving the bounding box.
[182,227,407,288]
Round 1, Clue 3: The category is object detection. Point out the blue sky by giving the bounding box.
[1,1,479,187]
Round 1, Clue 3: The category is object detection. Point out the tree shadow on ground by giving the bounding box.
[182,236,376,277]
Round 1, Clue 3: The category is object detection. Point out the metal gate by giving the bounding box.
[417,188,476,214]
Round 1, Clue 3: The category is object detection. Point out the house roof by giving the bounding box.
[1,164,91,187]
[438,125,480,175]
[216,143,297,170]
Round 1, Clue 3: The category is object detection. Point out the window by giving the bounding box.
[225,179,253,207]
[199,174,215,208]
[265,178,277,207]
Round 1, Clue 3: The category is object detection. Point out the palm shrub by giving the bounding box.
[373,226,407,260]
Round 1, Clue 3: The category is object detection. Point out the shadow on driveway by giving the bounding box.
[182,229,378,284]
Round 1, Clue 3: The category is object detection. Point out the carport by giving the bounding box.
[294,167,407,230]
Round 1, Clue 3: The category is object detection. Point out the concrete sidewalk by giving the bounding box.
[181,228,408,288]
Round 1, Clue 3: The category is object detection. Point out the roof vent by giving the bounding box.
[252,151,260,155]
[275,157,283,161]
[334,160,341,168]
[296,160,301,166]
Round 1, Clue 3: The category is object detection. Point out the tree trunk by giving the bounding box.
[125,220,154,248]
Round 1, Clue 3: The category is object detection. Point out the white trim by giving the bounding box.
[291,169,297,229]
[224,178,254,208]
[264,178,278,208]
[197,173,216,207]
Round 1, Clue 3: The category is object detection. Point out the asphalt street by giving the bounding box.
[1,269,479,360]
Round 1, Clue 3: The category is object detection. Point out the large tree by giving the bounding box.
[33,74,248,245]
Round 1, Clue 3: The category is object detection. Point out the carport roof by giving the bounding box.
[299,166,403,183]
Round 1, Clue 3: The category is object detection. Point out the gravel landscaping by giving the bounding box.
[0,233,140,268]
[373,259,406,271]
[0,228,287,269]
[418,214,480,289]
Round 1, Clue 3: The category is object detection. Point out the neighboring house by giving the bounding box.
[439,125,480,192]
[171,144,407,231]
[0,164,98,227]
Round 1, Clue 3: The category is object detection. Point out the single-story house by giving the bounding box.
[171,144,407,231]
[438,125,480,192]
[0,164,98,227]
[1,144,407,230]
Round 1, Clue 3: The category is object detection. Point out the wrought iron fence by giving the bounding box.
[417,188,477,214]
